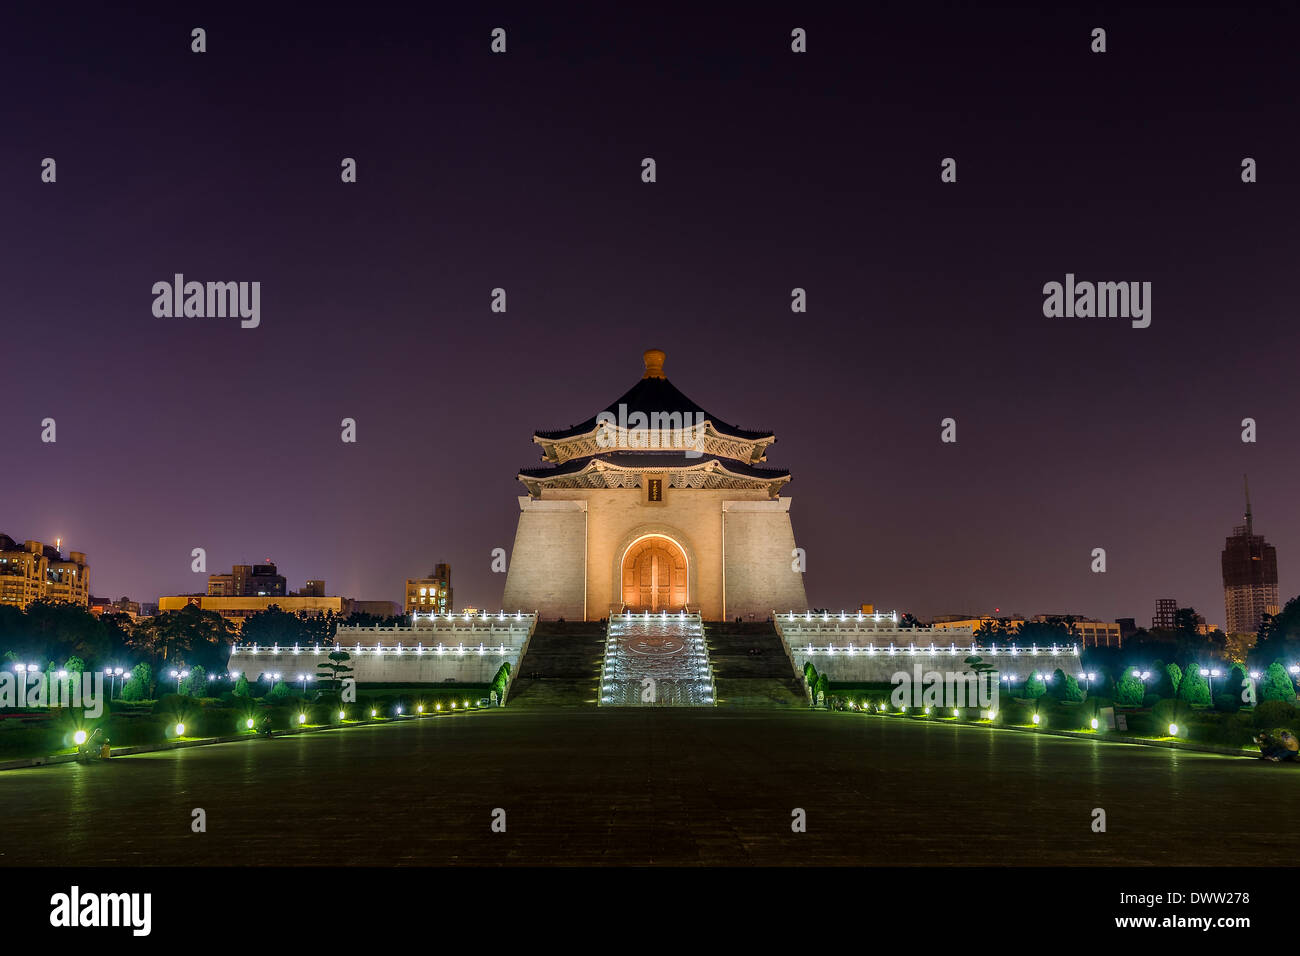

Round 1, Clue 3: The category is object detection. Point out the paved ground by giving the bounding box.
[0,710,1291,866]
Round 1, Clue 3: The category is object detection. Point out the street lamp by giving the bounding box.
[170,669,189,692]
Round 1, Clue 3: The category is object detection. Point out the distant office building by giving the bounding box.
[0,535,89,608]
[932,615,1025,634]
[932,613,1119,647]
[158,594,349,629]
[208,562,287,598]
[1152,598,1178,631]
[90,595,142,620]
[1028,615,1122,648]
[1222,483,1280,636]
[295,580,326,597]
[1116,618,1138,641]
[405,562,452,614]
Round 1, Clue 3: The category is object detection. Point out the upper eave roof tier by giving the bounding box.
[532,351,775,464]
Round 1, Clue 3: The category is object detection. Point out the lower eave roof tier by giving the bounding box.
[519,452,789,481]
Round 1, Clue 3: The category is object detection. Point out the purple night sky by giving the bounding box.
[3,3,1296,626]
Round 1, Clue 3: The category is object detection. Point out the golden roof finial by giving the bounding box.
[642,348,666,379]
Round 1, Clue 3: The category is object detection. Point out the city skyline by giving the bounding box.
[6,467,1283,630]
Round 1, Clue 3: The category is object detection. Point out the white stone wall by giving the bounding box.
[499,486,807,620]
[776,620,1081,685]
[230,618,535,685]
[722,499,807,619]
[501,498,587,619]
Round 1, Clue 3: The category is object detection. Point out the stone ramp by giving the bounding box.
[706,621,806,707]
[599,612,715,706]
[506,621,605,708]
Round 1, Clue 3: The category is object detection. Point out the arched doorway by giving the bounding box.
[620,535,688,612]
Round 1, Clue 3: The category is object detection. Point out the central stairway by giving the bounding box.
[599,611,715,706]
[506,621,604,708]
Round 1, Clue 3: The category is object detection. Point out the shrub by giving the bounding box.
[813,674,829,707]
[130,662,153,698]
[1184,713,1257,749]
[1115,673,1145,706]
[1213,693,1240,713]
[994,695,1031,725]
[120,678,146,702]
[151,693,189,716]
[802,661,817,696]
[1177,664,1211,707]
[1151,661,1181,699]
[1260,663,1297,703]
[1252,700,1297,729]
[1226,664,1248,702]
[1050,669,1086,702]
[233,674,250,698]
[181,665,207,697]
[267,680,291,701]
[1039,698,1091,731]
[1023,672,1047,699]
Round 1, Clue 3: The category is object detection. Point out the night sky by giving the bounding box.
[4,3,1296,626]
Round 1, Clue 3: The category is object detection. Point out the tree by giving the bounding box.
[120,661,154,701]
[129,604,235,669]
[316,651,354,693]
[1050,668,1086,702]
[267,680,291,701]
[181,664,208,697]
[1177,663,1211,706]
[490,662,512,705]
[1022,671,1047,699]
[1115,670,1145,706]
[1260,662,1297,702]
[898,613,920,629]
[242,606,309,648]
[813,673,829,708]
[1151,660,1181,699]
[1227,664,1248,701]
[1252,595,1300,669]
[233,674,250,698]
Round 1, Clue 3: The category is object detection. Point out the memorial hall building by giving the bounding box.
[501,349,808,621]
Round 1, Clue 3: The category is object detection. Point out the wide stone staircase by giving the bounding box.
[506,621,605,708]
[599,612,716,706]
[705,621,806,707]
